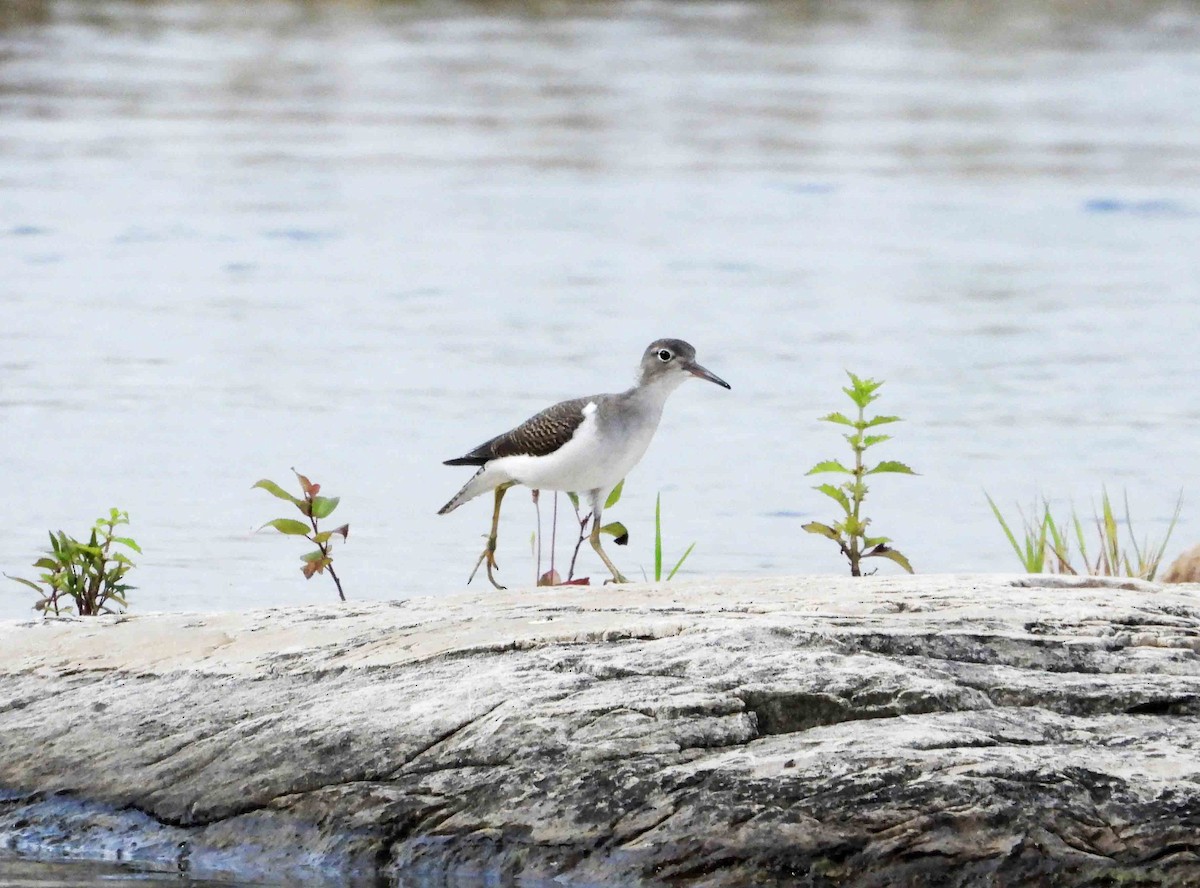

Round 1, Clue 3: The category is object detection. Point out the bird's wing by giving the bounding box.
[444,396,594,466]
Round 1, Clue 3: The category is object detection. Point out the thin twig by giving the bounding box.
[567,500,590,582]
[307,512,346,602]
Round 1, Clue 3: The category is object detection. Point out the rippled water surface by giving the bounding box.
[2,0,1200,622]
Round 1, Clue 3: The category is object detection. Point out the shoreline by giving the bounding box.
[2,575,1199,886]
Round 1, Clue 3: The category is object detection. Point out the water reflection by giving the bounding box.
[1,0,1198,620]
[0,855,268,888]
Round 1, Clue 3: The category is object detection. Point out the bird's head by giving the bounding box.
[638,339,731,390]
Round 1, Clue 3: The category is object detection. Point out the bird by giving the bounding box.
[438,338,731,588]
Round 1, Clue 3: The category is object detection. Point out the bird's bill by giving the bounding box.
[683,361,731,390]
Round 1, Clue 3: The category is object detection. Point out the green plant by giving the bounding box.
[654,493,695,581]
[254,469,349,600]
[988,488,1181,580]
[6,509,140,616]
[803,372,916,576]
[985,494,1064,574]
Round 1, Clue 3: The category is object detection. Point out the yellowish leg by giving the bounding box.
[468,482,515,590]
[590,516,628,584]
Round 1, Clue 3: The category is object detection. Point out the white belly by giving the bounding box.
[491,403,659,494]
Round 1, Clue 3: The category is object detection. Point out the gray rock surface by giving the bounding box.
[2,575,1200,886]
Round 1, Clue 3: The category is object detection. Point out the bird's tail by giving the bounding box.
[438,465,508,515]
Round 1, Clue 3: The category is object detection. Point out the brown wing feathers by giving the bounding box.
[443,397,591,467]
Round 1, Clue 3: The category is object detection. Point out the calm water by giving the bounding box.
[0,856,273,887]
[2,0,1200,623]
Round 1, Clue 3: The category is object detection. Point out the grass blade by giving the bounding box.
[666,542,696,581]
[654,494,663,581]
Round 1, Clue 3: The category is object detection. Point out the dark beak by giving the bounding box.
[683,361,731,390]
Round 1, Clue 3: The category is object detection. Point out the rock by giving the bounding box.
[2,575,1200,886]
[1163,543,1200,583]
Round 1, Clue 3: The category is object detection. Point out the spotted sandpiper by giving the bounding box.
[439,338,731,588]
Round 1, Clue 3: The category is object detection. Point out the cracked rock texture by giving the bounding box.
[2,575,1200,886]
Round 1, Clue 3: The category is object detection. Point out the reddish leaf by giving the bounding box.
[292,468,318,499]
[301,556,331,579]
[538,569,562,586]
[564,577,591,586]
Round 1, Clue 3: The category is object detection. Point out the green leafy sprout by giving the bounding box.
[6,508,141,616]
[254,469,349,600]
[803,372,916,576]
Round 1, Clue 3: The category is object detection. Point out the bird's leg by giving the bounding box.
[549,492,559,580]
[588,489,627,584]
[468,482,515,590]
[532,489,541,584]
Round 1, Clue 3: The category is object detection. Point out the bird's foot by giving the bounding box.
[468,545,505,590]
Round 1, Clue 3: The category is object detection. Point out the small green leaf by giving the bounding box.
[864,414,902,428]
[866,546,915,573]
[819,412,856,427]
[33,558,60,570]
[5,574,43,592]
[604,479,624,510]
[862,535,892,547]
[866,460,917,475]
[802,521,841,541]
[600,521,629,546]
[300,550,326,562]
[814,483,851,513]
[253,479,301,504]
[806,460,852,476]
[862,435,891,448]
[310,496,340,519]
[111,536,142,554]
[567,491,580,509]
[258,518,311,536]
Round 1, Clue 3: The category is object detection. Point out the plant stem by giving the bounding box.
[327,563,345,601]
[850,400,865,576]
[307,513,346,602]
[567,505,589,581]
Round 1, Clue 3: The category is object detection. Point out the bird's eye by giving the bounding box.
[657,349,673,362]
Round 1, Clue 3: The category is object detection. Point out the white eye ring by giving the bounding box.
[657,349,673,362]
